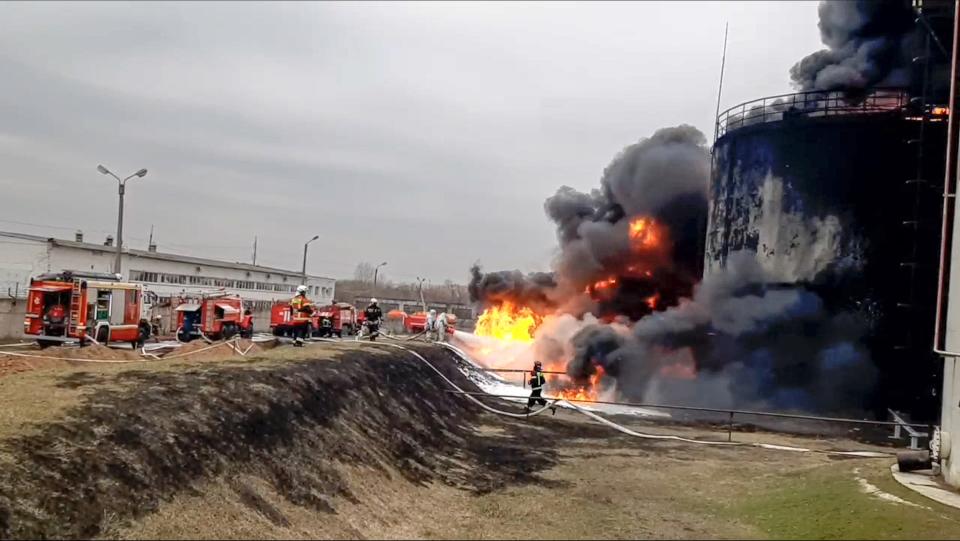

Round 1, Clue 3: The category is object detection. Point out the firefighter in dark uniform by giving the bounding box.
[364,298,383,341]
[526,361,556,414]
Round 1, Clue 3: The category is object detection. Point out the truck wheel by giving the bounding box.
[96,326,109,344]
[272,327,283,337]
[177,327,193,343]
[222,323,237,340]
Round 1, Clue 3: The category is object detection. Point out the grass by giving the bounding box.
[725,461,960,540]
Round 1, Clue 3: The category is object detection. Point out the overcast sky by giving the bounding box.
[0,1,821,283]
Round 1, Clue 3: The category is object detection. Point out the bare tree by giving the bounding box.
[354,262,375,283]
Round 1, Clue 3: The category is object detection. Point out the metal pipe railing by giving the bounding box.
[446,390,929,428]
[715,87,914,141]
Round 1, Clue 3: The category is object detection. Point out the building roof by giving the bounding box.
[0,230,335,281]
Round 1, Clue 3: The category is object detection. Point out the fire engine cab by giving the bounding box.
[175,292,249,342]
[24,271,151,347]
[315,302,358,338]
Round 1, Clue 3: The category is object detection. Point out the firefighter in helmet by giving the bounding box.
[526,360,556,415]
[290,285,314,346]
[364,298,383,341]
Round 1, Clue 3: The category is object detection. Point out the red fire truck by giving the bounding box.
[175,292,250,342]
[315,302,358,338]
[403,311,458,335]
[24,271,151,347]
[269,302,314,337]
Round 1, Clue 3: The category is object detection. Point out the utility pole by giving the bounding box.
[97,165,148,276]
[252,236,258,266]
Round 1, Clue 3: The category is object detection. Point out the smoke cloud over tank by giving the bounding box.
[789,0,915,92]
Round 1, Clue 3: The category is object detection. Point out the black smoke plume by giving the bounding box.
[468,265,558,313]
[470,124,710,319]
[790,0,915,92]
[565,253,876,414]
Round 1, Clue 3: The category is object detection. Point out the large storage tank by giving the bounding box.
[707,89,948,420]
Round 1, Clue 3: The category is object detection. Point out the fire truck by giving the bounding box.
[404,311,458,335]
[24,271,151,347]
[175,292,250,342]
[269,302,314,337]
[315,302,358,338]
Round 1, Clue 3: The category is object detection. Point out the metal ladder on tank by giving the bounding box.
[67,277,83,337]
[895,22,935,354]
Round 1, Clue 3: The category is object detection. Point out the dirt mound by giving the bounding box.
[0,344,590,539]
[160,338,278,361]
[0,344,145,378]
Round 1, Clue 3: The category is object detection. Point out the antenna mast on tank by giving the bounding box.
[713,22,729,144]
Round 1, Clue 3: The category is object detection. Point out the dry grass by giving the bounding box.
[0,342,957,539]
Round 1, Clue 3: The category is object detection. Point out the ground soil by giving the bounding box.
[0,341,957,539]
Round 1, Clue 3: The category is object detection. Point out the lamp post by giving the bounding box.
[302,235,319,283]
[373,261,387,294]
[97,165,148,276]
[416,276,427,312]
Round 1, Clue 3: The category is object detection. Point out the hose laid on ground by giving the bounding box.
[0,349,147,364]
[378,330,427,342]
[373,342,560,418]
[0,336,254,364]
[378,341,892,458]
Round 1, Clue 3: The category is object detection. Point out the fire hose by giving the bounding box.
[0,336,268,364]
[376,341,893,458]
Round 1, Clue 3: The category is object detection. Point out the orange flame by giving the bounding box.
[475,301,541,342]
[586,277,618,294]
[645,293,660,310]
[556,366,605,402]
[628,217,664,250]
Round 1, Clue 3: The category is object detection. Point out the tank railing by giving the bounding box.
[715,87,912,140]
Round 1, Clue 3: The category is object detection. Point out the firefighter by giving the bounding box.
[240,309,254,338]
[425,309,438,340]
[364,298,383,341]
[290,285,314,346]
[435,311,448,343]
[525,361,556,415]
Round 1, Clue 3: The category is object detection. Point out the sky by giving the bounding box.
[0,1,822,283]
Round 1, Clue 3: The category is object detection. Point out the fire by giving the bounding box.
[475,301,541,342]
[586,277,618,294]
[628,217,663,250]
[555,366,605,402]
[645,293,659,310]
[657,347,697,380]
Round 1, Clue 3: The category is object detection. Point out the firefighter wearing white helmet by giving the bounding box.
[363,298,383,341]
[289,285,314,347]
[425,309,438,341]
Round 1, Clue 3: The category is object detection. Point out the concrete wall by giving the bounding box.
[0,240,49,299]
[938,153,960,486]
[0,299,25,340]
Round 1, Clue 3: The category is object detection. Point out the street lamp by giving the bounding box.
[97,165,148,276]
[302,235,319,283]
[373,261,388,293]
[416,276,427,311]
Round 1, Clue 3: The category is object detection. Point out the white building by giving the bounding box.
[0,230,335,336]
